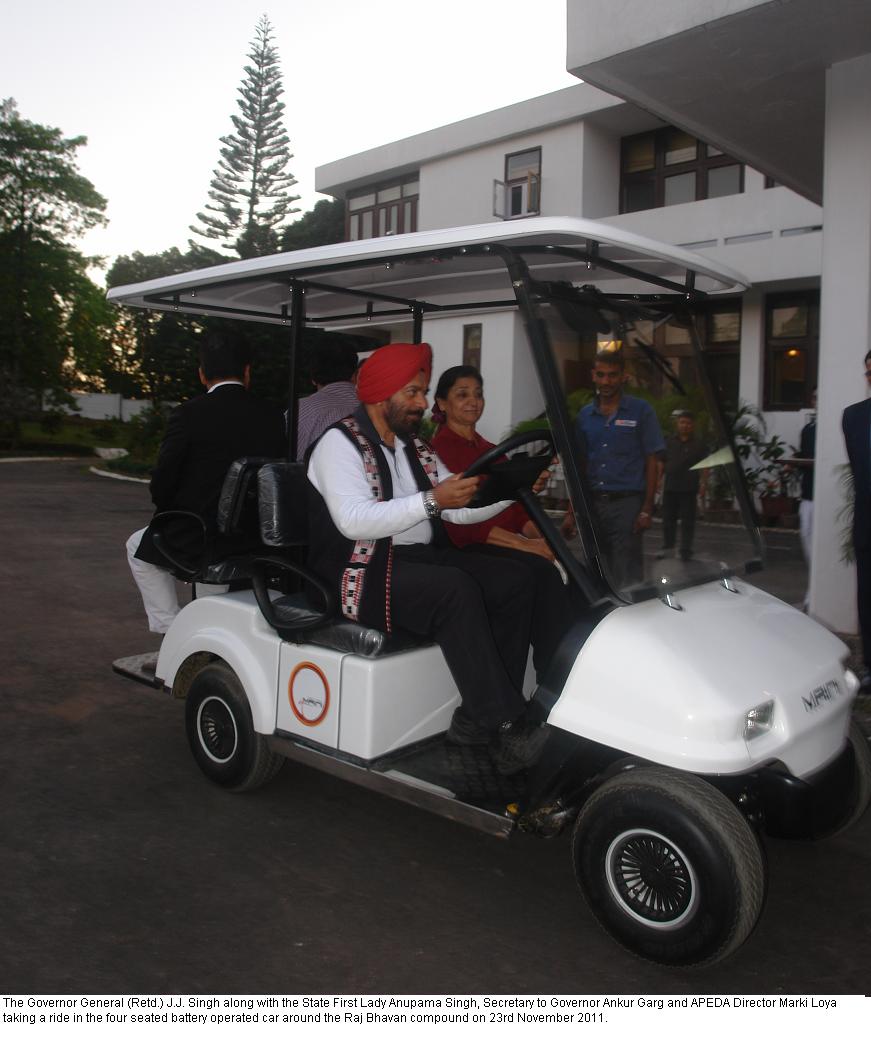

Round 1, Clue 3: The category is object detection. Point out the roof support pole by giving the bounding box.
[287,282,306,460]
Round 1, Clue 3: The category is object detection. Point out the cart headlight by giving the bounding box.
[843,667,860,697]
[743,700,775,741]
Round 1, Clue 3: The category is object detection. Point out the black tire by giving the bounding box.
[572,767,765,967]
[825,720,871,837]
[185,663,283,792]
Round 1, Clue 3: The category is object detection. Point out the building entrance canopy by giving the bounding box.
[108,217,758,604]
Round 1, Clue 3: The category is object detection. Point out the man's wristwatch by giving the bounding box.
[423,489,441,518]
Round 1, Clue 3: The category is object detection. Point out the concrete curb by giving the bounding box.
[89,466,149,484]
[0,456,85,463]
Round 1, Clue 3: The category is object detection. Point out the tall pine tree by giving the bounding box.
[191,15,298,259]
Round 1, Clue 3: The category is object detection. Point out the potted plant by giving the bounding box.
[732,403,799,522]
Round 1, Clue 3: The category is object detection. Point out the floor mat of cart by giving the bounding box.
[374,737,527,812]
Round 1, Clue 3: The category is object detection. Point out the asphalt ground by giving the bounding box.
[1,459,869,995]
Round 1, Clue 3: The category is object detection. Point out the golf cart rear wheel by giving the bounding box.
[572,767,765,967]
[185,663,283,792]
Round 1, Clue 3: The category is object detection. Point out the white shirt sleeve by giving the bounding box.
[308,429,511,540]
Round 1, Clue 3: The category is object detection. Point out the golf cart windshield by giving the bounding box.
[107,217,760,605]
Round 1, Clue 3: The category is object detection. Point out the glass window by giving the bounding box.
[709,309,741,343]
[462,324,482,370]
[376,185,401,203]
[771,305,808,338]
[764,292,819,410]
[349,193,376,211]
[506,149,540,180]
[624,135,655,173]
[620,126,744,214]
[665,129,696,165]
[707,164,742,198]
[664,172,696,206]
[344,176,419,241]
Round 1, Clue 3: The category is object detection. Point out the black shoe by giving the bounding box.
[446,707,492,747]
[493,720,551,776]
[859,671,871,695]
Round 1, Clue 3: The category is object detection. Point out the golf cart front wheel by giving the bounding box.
[185,662,283,792]
[572,767,765,966]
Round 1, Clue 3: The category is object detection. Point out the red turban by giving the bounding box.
[356,343,432,404]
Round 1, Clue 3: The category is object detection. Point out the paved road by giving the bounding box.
[1,461,869,995]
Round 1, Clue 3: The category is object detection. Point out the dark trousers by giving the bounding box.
[595,493,644,588]
[661,490,697,556]
[391,544,532,728]
[856,545,871,671]
[462,545,573,679]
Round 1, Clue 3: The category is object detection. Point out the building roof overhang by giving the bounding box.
[567,0,871,204]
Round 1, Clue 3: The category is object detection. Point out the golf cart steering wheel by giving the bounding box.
[461,428,554,507]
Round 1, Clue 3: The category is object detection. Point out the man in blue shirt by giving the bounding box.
[575,350,665,587]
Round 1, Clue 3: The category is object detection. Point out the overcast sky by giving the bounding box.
[3,0,578,279]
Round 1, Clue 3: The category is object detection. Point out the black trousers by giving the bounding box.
[856,544,871,671]
[461,544,573,680]
[391,544,533,729]
[661,490,697,556]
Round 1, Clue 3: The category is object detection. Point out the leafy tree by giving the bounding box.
[190,15,299,259]
[0,98,107,442]
[280,198,345,252]
[106,248,210,402]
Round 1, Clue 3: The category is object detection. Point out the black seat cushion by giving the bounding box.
[269,593,430,658]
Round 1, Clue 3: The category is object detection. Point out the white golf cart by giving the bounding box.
[110,218,870,967]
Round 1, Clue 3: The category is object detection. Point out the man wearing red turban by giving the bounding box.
[306,343,548,775]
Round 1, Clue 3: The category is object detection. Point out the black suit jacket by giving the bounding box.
[135,383,286,567]
[843,398,871,551]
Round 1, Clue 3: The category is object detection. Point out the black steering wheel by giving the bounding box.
[461,428,554,507]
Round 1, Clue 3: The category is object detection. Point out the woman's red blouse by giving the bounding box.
[430,425,529,547]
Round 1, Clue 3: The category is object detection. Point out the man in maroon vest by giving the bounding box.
[306,342,548,775]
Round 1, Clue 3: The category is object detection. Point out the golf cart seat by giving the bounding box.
[250,460,427,658]
[149,456,279,585]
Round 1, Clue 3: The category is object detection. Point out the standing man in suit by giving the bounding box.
[842,352,871,690]
[126,331,286,635]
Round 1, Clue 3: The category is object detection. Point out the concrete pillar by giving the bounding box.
[809,53,871,632]
[738,288,764,410]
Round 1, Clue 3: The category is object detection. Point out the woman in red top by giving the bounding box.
[431,366,571,681]
[430,367,553,558]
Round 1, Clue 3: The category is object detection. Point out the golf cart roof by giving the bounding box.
[106,217,749,327]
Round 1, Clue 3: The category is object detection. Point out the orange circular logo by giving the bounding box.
[288,662,330,726]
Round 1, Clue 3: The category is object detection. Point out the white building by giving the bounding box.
[316,82,820,447]
[315,4,863,630]
[563,0,871,636]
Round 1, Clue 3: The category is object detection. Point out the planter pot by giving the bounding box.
[759,494,797,522]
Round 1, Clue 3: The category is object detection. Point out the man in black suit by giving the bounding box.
[126,331,286,634]
[842,350,871,690]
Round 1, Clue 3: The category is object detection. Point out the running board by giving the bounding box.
[112,652,163,690]
[268,735,516,839]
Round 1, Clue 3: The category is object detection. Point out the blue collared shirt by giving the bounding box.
[576,394,665,492]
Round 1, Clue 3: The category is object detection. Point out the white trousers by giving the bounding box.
[126,529,230,633]
[126,528,181,634]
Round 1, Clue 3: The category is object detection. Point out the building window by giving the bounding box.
[620,129,744,214]
[764,291,819,410]
[347,175,419,241]
[700,301,741,416]
[618,299,741,412]
[463,324,482,370]
[493,147,541,220]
